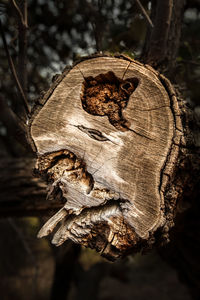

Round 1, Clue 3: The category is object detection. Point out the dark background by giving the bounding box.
[0,1,200,299]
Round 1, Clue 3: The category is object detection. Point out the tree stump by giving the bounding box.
[29,54,196,261]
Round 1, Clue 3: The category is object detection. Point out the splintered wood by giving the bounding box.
[29,55,185,260]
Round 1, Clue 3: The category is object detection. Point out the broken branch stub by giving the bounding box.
[29,54,188,261]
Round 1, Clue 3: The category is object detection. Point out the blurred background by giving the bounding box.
[0,0,200,299]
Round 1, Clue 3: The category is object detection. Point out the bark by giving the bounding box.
[142,0,186,75]
[158,154,200,300]
[28,54,200,261]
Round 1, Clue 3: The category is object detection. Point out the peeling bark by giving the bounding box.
[28,54,199,261]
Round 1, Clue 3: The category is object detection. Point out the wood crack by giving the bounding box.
[71,124,111,142]
[122,61,131,79]
[128,127,153,140]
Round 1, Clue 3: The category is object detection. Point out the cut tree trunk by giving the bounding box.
[28,54,199,261]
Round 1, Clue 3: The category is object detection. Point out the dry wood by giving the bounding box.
[29,54,195,260]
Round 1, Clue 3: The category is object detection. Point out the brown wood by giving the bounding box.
[29,54,196,261]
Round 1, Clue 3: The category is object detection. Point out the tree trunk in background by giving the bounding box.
[142,0,186,76]
[50,241,81,300]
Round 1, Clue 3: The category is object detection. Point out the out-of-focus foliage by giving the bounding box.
[178,8,200,106]
[1,0,199,108]
[0,0,200,108]
[0,0,149,107]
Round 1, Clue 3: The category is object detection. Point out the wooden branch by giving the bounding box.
[0,158,62,217]
[15,0,28,100]
[28,54,199,261]
[143,0,172,65]
[0,19,30,117]
[11,0,27,28]
[135,0,154,28]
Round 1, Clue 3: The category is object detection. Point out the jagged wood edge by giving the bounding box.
[155,76,199,246]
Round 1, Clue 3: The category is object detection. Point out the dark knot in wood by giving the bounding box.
[81,71,139,131]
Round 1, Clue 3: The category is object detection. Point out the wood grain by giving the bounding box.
[29,54,186,260]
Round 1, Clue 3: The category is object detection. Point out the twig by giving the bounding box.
[24,0,28,27]
[16,1,29,100]
[135,0,154,28]
[11,0,29,110]
[11,0,28,28]
[0,19,30,116]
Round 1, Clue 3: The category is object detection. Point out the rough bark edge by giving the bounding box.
[156,75,184,243]
[155,77,200,246]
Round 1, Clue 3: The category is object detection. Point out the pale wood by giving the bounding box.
[29,54,188,260]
